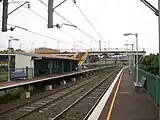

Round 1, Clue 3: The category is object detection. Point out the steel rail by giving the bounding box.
[83,70,121,120]
[50,69,119,120]
[13,76,101,120]
[0,75,98,115]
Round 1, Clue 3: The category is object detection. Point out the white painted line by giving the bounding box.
[0,65,115,91]
[87,66,128,120]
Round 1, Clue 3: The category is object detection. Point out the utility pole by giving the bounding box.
[135,33,139,86]
[108,40,110,50]
[19,43,22,50]
[99,40,101,52]
[99,40,102,69]
[90,40,92,52]
[158,0,160,78]
[48,0,54,28]
[125,43,134,74]
[2,0,8,32]
[1,0,30,32]
[131,44,135,73]
[48,0,69,28]
[57,41,60,52]
[158,0,160,119]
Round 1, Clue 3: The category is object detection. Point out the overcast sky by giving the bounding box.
[0,0,158,53]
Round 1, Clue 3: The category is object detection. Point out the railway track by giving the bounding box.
[0,68,119,120]
[0,72,97,114]
[0,75,101,120]
[48,70,119,120]
[19,69,119,120]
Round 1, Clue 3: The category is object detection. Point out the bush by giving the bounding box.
[139,53,159,76]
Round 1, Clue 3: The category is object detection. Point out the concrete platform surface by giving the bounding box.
[99,69,159,120]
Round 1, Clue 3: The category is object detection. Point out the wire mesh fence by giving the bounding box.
[137,68,160,107]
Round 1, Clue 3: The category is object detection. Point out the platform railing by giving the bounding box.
[137,68,160,107]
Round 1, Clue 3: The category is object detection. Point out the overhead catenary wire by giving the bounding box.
[74,3,104,41]
[37,0,73,24]
[0,21,69,44]
[74,2,109,49]
[11,0,47,21]
[12,0,90,46]
[37,0,98,42]
[7,0,98,44]
[7,0,90,47]
[60,29,89,48]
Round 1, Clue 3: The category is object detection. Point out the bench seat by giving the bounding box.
[12,71,26,80]
[133,76,146,88]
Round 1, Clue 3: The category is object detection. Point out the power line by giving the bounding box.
[76,27,98,42]
[74,3,104,41]
[11,0,98,43]
[6,0,90,45]
[11,0,47,21]
[60,29,89,47]
[0,21,69,44]
[54,13,98,42]
[37,0,98,42]
[37,0,73,24]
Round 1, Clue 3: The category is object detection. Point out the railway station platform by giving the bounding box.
[0,66,115,91]
[0,71,75,90]
[88,68,158,120]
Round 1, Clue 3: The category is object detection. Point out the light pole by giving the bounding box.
[57,41,60,52]
[19,43,22,50]
[44,42,46,48]
[73,41,76,52]
[99,40,101,52]
[31,43,34,52]
[124,33,138,85]
[124,43,134,74]
[90,40,92,52]
[108,40,110,51]
[8,36,19,82]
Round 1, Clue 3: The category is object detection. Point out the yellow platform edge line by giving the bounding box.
[106,72,124,120]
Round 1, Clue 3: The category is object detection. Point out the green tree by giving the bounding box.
[0,50,8,53]
[139,53,159,75]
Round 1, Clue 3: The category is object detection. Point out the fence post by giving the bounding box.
[156,76,159,107]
